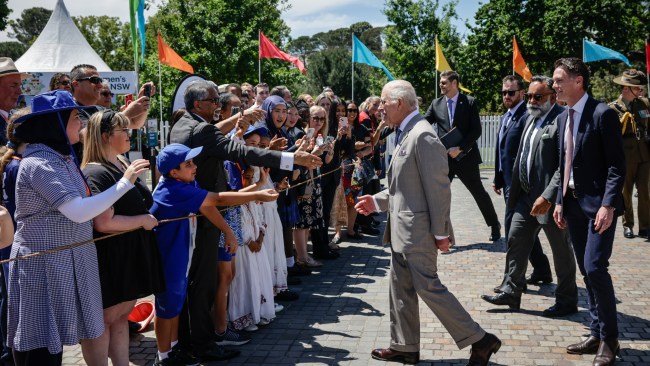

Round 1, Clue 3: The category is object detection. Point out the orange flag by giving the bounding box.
[157,32,194,74]
[513,36,532,82]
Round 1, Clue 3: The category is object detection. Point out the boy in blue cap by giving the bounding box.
[150,143,278,366]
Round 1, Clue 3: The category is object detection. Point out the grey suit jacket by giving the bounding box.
[508,104,564,224]
[374,114,452,253]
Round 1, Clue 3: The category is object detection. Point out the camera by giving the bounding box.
[143,84,151,98]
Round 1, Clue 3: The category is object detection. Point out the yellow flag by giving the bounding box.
[436,36,472,93]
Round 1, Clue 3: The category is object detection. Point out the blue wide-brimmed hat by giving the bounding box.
[243,125,269,139]
[14,90,95,126]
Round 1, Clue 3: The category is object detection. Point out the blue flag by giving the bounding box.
[352,34,394,80]
[137,0,146,65]
[583,39,630,65]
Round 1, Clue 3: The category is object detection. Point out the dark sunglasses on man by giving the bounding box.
[501,89,522,97]
[525,92,555,101]
[77,76,103,85]
[101,91,114,97]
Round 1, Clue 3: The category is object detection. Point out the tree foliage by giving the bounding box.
[73,16,133,71]
[0,0,10,32]
[383,0,462,105]
[8,7,51,45]
[459,0,650,112]
[0,41,26,60]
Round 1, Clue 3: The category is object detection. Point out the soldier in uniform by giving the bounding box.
[609,69,650,238]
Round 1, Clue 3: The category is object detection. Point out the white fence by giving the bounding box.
[156,116,501,168]
[478,115,500,169]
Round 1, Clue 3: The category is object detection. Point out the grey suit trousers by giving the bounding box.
[389,249,485,352]
[502,195,578,307]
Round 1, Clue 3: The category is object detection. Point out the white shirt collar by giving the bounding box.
[398,109,420,132]
[537,103,556,123]
[0,110,8,120]
[508,100,525,114]
[569,92,588,114]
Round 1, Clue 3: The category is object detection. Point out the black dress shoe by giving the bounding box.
[288,264,311,276]
[542,303,578,318]
[638,229,648,238]
[593,339,619,366]
[480,292,521,310]
[624,227,634,239]
[313,250,340,260]
[493,284,526,293]
[371,348,419,364]
[361,225,381,235]
[489,224,501,241]
[197,342,240,361]
[566,336,601,355]
[526,274,553,285]
[467,333,501,366]
[275,289,299,301]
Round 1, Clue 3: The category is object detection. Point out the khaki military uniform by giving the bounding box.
[609,96,650,232]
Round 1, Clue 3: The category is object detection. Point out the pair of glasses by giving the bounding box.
[311,116,326,122]
[347,108,358,112]
[112,128,132,136]
[101,91,114,97]
[200,98,220,104]
[77,76,103,85]
[58,80,71,86]
[525,92,554,101]
[501,89,522,97]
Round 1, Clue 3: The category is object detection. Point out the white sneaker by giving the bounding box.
[244,324,258,332]
[274,303,284,313]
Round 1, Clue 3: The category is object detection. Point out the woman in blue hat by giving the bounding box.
[7,90,150,366]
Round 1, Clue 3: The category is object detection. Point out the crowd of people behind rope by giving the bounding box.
[0,57,395,366]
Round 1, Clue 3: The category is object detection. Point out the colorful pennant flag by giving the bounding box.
[352,34,393,80]
[583,39,630,65]
[513,36,532,82]
[158,32,194,74]
[435,36,471,93]
[129,0,146,66]
[259,32,307,74]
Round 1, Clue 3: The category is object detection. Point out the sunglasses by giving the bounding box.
[501,89,522,97]
[58,80,71,86]
[77,76,103,85]
[101,91,114,97]
[525,92,554,101]
[311,116,326,122]
[347,108,358,112]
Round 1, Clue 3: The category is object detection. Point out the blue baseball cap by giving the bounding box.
[243,125,269,139]
[157,143,203,174]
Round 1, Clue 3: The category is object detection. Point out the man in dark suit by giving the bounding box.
[356,79,500,366]
[552,58,625,366]
[482,75,578,316]
[424,70,501,241]
[170,80,321,361]
[493,75,553,289]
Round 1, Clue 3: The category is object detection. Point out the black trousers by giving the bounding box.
[320,173,340,230]
[13,348,62,366]
[177,225,220,353]
[449,161,500,227]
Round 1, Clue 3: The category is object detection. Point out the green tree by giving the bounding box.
[0,41,27,60]
[383,0,462,104]
[73,16,133,71]
[8,7,51,45]
[459,0,650,112]
[0,0,10,31]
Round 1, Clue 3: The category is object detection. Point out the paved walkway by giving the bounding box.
[62,170,650,365]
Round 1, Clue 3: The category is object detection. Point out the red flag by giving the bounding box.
[513,36,532,82]
[157,32,194,74]
[259,32,307,75]
[646,37,650,75]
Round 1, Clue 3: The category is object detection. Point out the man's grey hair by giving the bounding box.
[530,75,554,91]
[383,80,418,108]
[219,92,236,109]
[101,80,110,89]
[184,80,217,110]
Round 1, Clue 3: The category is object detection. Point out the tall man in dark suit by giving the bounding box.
[424,70,501,241]
[552,58,625,366]
[493,75,553,288]
[356,79,500,366]
[170,80,321,361]
[482,76,578,317]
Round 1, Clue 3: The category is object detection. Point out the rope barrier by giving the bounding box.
[0,162,356,265]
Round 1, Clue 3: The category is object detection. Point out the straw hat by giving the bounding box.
[613,69,647,87]
[0,57,30,80]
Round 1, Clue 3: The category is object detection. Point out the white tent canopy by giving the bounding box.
[15,0,112,72]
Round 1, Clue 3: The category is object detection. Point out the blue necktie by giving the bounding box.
[395,128,402,147]
[499,111,512,142]
[447,99,454,125]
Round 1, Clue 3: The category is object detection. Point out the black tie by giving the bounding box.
[519,121,536,193]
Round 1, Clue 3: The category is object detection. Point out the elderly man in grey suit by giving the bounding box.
[482,76,578,317]
[356,80,500,365]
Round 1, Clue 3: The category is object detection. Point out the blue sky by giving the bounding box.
[1,0,482,41]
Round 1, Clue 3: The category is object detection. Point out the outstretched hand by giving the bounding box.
[355,195,376,216]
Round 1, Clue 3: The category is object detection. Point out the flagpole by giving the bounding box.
[435,35,438,99]
[351,34,355,102]
[512,36,515,76]
[158,59,163,126]
[258,30,262,83]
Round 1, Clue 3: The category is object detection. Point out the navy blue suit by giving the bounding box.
[555,94,625,341]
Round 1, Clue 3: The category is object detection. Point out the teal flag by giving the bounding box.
[352,34,394,80]
[583,39,630,65]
